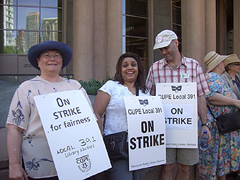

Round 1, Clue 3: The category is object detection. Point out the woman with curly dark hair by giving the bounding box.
[93,52,149,180]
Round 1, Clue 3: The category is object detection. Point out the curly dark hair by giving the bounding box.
[114,52,148,94]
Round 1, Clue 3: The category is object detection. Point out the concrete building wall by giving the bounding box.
[181,0,206,69]
[72,0,122,81]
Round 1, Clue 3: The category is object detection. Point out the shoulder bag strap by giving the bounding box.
[136,86,139,96]
[207,104,216,119]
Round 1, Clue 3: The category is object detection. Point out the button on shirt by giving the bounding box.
[145,56,210,96]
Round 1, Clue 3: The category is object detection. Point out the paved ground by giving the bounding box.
[0,80,19,180]
[0,80,19,127]
[0,80,237,180]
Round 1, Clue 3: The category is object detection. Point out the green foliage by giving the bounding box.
[4,46,24,54]
[79,78,110,95]
[4,46,17,54]
[79,72,112,95]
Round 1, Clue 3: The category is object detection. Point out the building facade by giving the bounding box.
[0,0,239,83]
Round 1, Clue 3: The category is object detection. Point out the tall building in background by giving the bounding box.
[26,12,40,51]
[4,0,15,46]
[42,17,58,41]
[16,30,25,53]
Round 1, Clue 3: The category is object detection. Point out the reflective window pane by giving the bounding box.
[2,0,17,5]
[16,30,26,53]
[41,0,61,7]
[18,7,40,30]
[123,16,148,37]
[123,0,147,17]
[24,31,40,52]
[3,5,16,29]
[41,30,59,42]
[0,0,63,54]
[3,30,17,53]
[41,8,60,31]
[18,0,39,6]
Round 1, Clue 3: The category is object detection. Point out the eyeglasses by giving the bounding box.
[42,54,62,60]
[230,63,240,66]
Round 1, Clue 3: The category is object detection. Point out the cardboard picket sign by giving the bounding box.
[156,82,198,148]
[124,96,166,171]
[34,90,111,180]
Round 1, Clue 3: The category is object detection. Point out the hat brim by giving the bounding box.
[28,41,72,70]
[224,58,240,67]
[206,55,228,73]
[153,40,172,50]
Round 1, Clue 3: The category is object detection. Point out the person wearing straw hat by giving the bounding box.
[197,51,240,180]
[221,54,240,180]
[6,41,94,180]
[221,54,240,99]
[145,29,211,180]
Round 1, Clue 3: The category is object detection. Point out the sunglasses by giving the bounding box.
[230,63,240,66]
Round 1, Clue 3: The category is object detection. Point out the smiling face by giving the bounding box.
[37,50,62,74]
[121,57,139,84]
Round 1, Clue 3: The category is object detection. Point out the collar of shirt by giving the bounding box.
[162,54,188,69]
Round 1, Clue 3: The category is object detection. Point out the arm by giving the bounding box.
[145,66,155,96]
[207,93,240,108]
[198,95,211,141]
[93,90,111,134]
[7,124,28,180]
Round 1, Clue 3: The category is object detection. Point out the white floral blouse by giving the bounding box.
[6,76,90,178]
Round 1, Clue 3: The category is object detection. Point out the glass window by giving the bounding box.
[41,0,60,7]
[18,7,40,30]
[4,30,17,53]
[0,0,62,54]
[172,6,181,25]
[123,15,148,37]
[41,8,61,31]
[124,37,148,58]
[122,0,149,77]
[18,0,39,6]
[123,0,147,17]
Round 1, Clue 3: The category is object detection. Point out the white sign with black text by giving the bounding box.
[156,82,198,148]
[124,96,166,171]
[34,90,111,180]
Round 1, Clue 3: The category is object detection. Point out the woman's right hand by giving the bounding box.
[9,163,28,180]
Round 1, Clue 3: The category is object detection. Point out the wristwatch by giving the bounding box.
[202,123,209,127]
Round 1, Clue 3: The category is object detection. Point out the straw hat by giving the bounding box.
[153,30,178,50]
[223,54,240,67]
[28,41,72,70]
[204,51,228,73]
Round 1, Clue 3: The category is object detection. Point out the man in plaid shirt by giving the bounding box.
[145,29,211,180]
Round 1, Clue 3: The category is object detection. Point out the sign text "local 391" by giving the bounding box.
[159,93,196,100]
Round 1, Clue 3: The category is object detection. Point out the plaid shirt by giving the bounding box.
[145,56,210,96]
